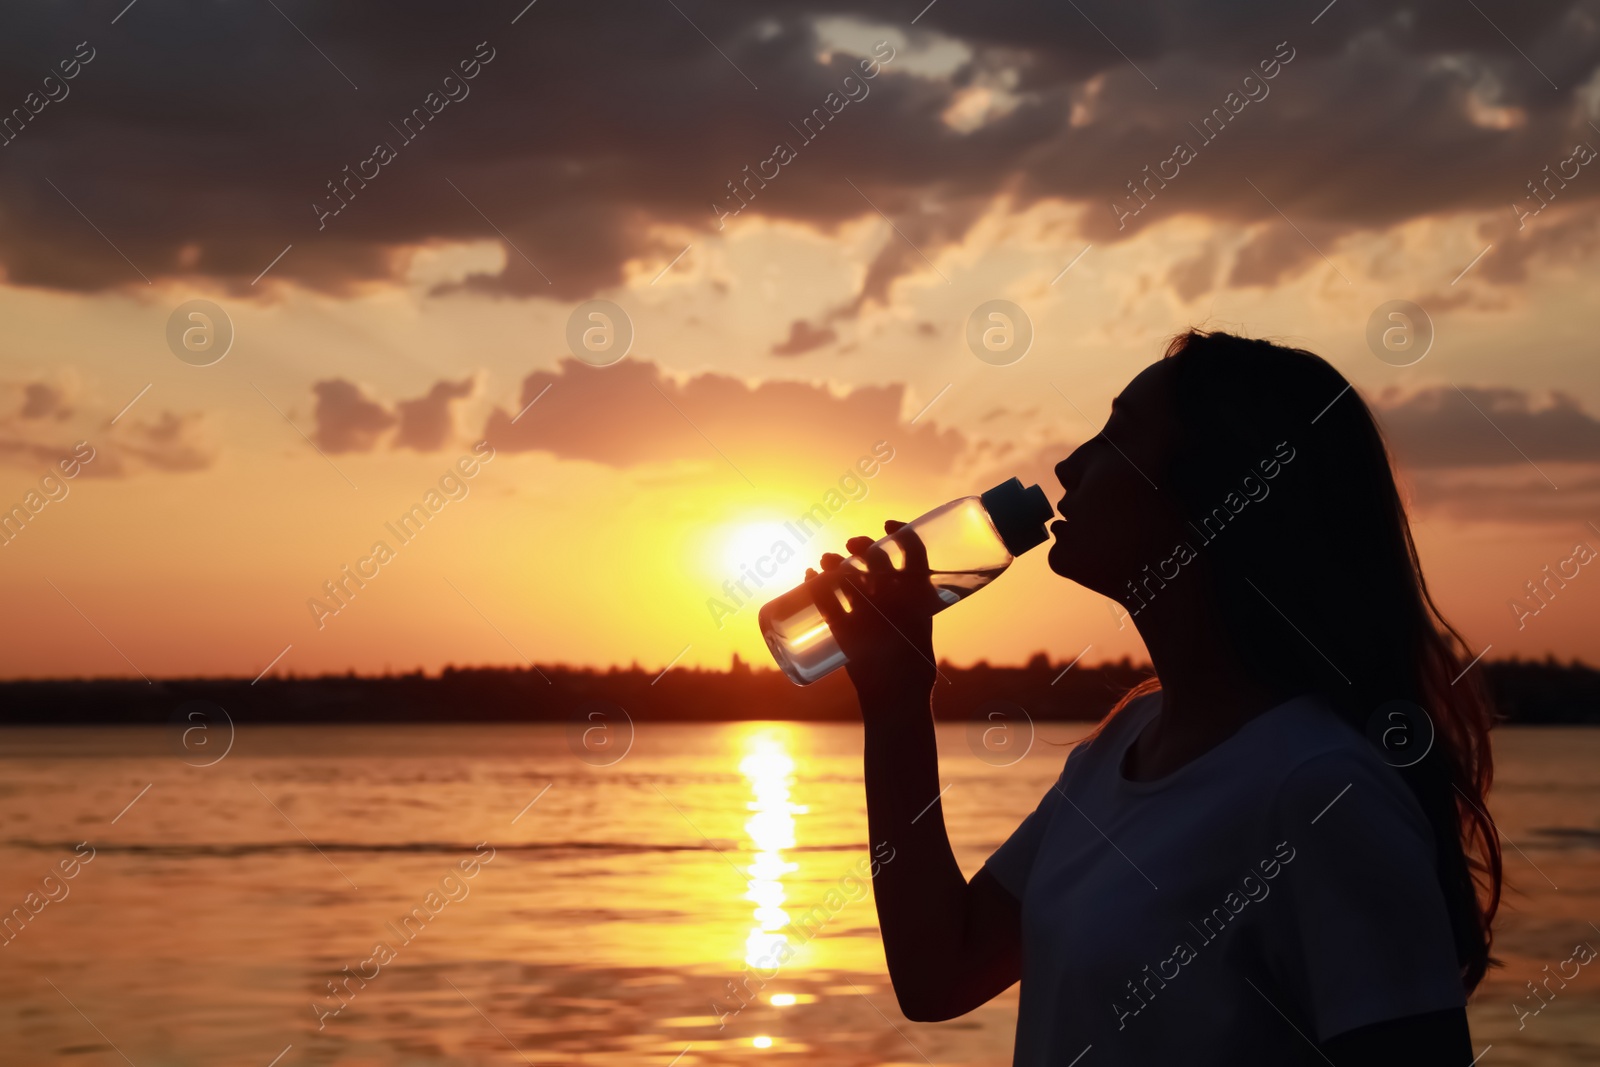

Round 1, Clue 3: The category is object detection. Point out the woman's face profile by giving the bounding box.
[1048,360,1186,599]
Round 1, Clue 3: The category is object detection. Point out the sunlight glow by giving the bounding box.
[740,730,805,969]
[716,520,812,594]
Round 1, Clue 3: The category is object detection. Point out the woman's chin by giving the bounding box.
[1046,539,1114,595]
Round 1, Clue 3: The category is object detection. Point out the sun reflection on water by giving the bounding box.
[738,727,806,971]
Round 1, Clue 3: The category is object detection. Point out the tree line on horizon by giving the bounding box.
[0,654,1596,725]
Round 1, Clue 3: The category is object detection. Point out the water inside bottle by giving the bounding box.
[759,563,1007,685]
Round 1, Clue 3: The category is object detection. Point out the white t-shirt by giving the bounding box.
[983,690,1466,1067]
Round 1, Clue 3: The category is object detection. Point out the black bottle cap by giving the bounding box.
[980,477,1054,557]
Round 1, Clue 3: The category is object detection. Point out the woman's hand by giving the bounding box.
[806,519,943,700]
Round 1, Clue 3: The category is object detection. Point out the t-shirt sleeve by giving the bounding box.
[1260,746,1467,1042]
[981,776,1063,899]
[981,735,1096,897]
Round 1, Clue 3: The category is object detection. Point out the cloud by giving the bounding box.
[1374,385,1600,470]
[1473,201,1600,286]
[482,357,967,484]
[771,319,837,356]
[114,412,215,473]
[2,3,1596,307]
[1225,222,1326,289]
[1167,244,1219,302]
[311,380,398,454]
[0,384,217,477]
[1404,468,1600,524]
[395,376,476,450]
[309,376,486,453]
[19,383,71,420]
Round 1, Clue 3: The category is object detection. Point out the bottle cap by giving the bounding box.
[980,477,1054,557]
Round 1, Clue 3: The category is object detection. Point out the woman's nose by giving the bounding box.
[1055,448,1080,492]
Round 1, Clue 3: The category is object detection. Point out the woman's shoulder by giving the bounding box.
[1260,696,1434,841]
[1058,690,1163,774]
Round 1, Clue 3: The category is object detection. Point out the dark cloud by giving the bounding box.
[0,385,215,476]
[1,2,1595,308]
[1225,221,1327,288]
[309,376,490,453]
[19,382,71,420]
[394,376,475,450]
[1374,384,1600,470]
[1167,244,1219,301]
[481,357,966,483]
[1473,201,1600,286]
[311,380,397,454]
[771,319,836,356]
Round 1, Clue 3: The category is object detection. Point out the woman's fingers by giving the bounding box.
[811,526,917,615]
[823,529,905,569]
[812,547,868,627]
[895,526,931,576]
[809,568,848,628]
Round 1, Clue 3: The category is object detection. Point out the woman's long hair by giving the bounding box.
[1093,329,1502,992]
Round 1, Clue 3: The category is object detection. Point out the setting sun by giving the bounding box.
[717,520,815,594]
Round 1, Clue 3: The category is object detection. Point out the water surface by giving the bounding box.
[0,723,1595,1065]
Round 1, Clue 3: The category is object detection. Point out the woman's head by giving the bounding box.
[1053,328,1502,991]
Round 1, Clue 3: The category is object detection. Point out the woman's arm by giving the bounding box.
[860,686,1023,1021]
[808,522,1023,1021]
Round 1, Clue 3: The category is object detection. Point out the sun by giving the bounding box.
[714,520,815,592]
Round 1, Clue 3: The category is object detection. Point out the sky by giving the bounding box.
[1,0,1599,680]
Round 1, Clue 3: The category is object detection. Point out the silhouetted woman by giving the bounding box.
[806,330,1502,1066]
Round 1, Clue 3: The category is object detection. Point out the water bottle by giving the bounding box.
[758,477,1053,686]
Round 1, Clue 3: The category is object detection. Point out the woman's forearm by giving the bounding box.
[859,686,973,1018]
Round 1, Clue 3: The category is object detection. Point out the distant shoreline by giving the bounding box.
[0,657,1596,726]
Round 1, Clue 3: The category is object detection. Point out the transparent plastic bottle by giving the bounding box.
[758,477,1054,686]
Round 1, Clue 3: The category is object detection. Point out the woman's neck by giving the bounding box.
[1124,576,1284,776]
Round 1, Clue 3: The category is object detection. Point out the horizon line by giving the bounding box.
[0,652,1588,686]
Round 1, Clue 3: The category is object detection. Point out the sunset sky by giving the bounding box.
[2,0,1598,679]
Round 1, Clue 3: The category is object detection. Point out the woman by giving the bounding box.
[804,330,1502,1066]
